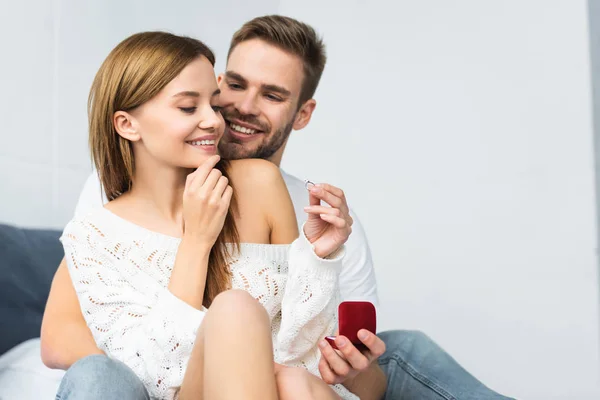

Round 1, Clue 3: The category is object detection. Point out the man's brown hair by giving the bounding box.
[228,15,326,106]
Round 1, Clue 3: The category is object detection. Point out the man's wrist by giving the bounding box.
[342,363,387,399]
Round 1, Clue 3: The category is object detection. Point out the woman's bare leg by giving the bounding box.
[276,367,341,400]
[179,289,278,400]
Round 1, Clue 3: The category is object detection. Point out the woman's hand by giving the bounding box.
[303,183,353,258]
[183,155,233,251]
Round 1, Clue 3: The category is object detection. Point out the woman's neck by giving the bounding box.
[126,154,192,234]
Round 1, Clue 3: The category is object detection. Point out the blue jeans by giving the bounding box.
[55,355,149,400]
[378,331,514,400]
[56,331,513,399]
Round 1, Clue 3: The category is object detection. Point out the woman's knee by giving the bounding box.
[209,289,269,323]
[276,367,312,399]
[276,368,338,400]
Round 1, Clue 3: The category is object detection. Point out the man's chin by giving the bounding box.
[218,143,256,160]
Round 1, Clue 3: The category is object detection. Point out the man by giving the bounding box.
[41,15,512,399]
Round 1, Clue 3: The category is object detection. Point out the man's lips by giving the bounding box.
[224,117,265,133]
[225,123,263,142]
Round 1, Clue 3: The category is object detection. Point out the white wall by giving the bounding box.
[278,1,600,399]
[0,0,279,228]
[1,1,599,399]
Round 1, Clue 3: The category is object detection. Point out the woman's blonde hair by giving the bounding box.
[89,31,238,307]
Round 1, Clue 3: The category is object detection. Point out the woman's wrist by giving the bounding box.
[180,233,213,257]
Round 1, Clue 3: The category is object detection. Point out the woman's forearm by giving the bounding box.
[168,236,211,310]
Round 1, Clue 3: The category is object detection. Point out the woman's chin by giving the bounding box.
[179,155,216,169]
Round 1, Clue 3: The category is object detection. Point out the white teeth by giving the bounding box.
[188,140,215,146]
[230,123,257,135]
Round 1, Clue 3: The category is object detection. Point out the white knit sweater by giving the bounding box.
[61,207,358,400]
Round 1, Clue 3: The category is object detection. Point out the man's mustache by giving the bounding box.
[221,109,270,133]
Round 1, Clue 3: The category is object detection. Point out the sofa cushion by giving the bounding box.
[0,224,63,355]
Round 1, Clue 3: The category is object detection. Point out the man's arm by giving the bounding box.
[307,188,385,397]
[40,258,103,370]
[338,209,379,306]
[343,362,387,400]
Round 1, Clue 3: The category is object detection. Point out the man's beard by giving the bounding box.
[219,117,295,161]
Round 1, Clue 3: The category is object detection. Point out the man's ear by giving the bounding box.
[293,99,317,131]
[113,111,141,142]
[217,73,224,86]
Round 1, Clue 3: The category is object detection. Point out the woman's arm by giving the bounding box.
[40,258,103,370]
[60,217,207,399]
[229,161,345,362]
[58,156,231,398]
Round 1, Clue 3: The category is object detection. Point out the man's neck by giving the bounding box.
[266,139,288,167]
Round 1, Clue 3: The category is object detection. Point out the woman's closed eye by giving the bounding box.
[179,107,197,114]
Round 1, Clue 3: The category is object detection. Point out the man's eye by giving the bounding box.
[179,107,196,114]
[265,94,282,102]
[212,105,223,113]
[228,83,243,90]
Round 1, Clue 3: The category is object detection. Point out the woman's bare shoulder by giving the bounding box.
[226,159,298,243]
[226,159,283,186]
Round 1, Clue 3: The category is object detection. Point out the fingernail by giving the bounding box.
[304,206,310,211]
[319,340,327,348]
[358,330,369,341]
[305,180,315,190]
[336,337,347,347]
[310,187,320,193]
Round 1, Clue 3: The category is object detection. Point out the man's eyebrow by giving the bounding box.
[262,84,291,97]
[225,70,291,97]
[173,91,200,98]
[225,71,247,84]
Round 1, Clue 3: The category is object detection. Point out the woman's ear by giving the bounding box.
[113,111,141,142]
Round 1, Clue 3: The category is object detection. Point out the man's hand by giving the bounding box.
[303,183,353,258]
[318,329,386,385]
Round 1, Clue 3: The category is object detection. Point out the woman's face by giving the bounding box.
[122,56,224,169]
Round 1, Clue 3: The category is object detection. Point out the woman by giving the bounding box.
[60,31,357,400]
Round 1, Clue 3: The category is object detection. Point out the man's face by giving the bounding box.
[217,39,305,161]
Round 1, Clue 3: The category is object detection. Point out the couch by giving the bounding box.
[0,223,66,399]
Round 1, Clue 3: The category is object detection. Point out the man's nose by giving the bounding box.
[236,93,260,116]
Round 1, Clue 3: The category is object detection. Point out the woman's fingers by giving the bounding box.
[186,155,220,191]
[210,176,230,200]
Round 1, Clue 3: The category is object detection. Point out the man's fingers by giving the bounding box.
[335,336,371,371]
[309,186,344,210]
[319,339,351,378]
[316,183,345,200]
[318,356,338,385]
[318,214,349,229]
[303,205,341,217]
[358,330,387,359]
